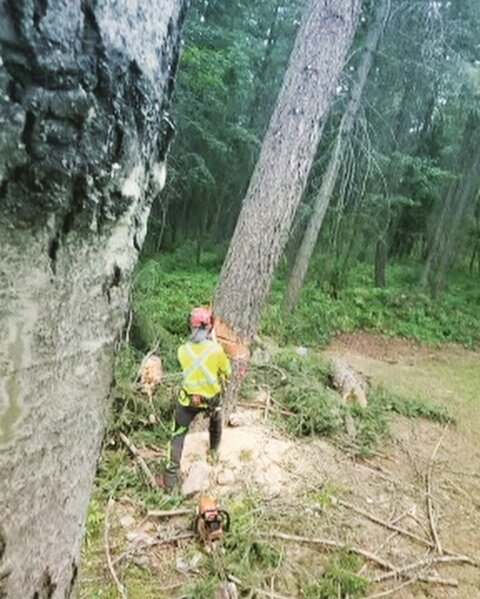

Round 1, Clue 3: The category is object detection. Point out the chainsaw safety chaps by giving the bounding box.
[165,395,222,489]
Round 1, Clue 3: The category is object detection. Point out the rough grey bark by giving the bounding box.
[284,0,389,311]
[426,156,480,296]
[0,1,186,596]
[420,112,480,295]
[214,0,362,341]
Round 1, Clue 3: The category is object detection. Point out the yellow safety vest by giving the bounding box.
[178,340,231,402]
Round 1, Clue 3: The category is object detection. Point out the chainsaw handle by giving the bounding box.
[218,509,230,532]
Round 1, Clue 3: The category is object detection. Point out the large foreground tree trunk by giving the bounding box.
[0,1,186,596]
[284,0,389,312]
[214,0,361,414]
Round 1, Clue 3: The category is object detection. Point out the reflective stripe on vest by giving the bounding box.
[182,343,218,387]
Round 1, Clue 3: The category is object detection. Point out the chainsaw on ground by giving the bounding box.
[194,495,230,553]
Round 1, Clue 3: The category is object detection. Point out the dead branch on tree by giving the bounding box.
[119,432,157,488]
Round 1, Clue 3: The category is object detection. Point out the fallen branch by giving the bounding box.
[264,389,271,422]
[373,555,474,584]
[254,363,288,384]
[147,508,192,518]
[242,401,294,418]
[425,426,448,554]
[270,396,296,417]
[337,499,434,550]
[366,573,458,599]
[151,532,195,546]
[443,480,480,510]
[119,432,157,488]
[105,498,128,599]
[253,589,294,599]
[258,531,395,571]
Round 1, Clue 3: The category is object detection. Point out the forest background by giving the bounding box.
[137,0,480,356]
[78,1,480,596]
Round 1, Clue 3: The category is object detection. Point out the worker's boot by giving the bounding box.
[209,406,222,457]
[162,467,179,492]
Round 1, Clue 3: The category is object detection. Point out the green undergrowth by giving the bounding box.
[246,349,454,456]
[133,249,480,351]
[301,552,369,599]
[175,492,371,598]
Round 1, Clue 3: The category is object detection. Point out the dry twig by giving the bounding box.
[147,508,192,518]
[253,589,294,599]
[338,499,434,549]
[119,432,157,488]
[373,554,474,583]
[425,426,448,554]
[366,573,458,599]
[258,531,395,571]
[151,532,195,546]
[264,389,271,422]
[104,498,128,599]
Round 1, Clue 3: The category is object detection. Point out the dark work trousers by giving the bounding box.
[164,395,222,489]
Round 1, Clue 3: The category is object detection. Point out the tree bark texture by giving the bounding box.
[374,238,387,287]
[329,357,368,408]
[284,0,390,312]
[420,112,480,294]
[0,1,186,596]
[214,0,362,342]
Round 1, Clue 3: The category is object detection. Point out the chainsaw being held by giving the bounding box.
[194,495,230,554]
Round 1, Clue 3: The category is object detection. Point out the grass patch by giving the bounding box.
[301,552,369,599]
[132,250,480,356]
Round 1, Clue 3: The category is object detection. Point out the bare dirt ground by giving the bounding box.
[78,333,480,598]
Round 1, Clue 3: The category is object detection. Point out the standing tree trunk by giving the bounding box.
[374,238,387,287]
[0,1,185,596]
[421,111,480,294]
[284,0,389,312]
[214,0,361,415]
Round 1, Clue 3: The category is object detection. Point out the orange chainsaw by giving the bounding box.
[194,496,230,553]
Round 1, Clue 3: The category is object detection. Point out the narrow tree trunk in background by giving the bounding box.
[374,238,387,287]
[433,158,480,296]
[421,112,480,294]
[284,0,389,312]
[214,0,361,416]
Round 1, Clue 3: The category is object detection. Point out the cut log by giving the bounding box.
[329,357,368,408]
[138,354,163,399]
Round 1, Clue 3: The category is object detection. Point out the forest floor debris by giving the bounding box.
[77,333,480,598]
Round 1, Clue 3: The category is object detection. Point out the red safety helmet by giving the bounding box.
[190,307,214,330]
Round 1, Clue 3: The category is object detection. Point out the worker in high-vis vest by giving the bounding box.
[162,307,231,492]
